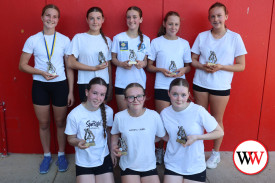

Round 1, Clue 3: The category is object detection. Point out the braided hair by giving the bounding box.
[127,6,144,50]
[86,7,109,50]
[85,77,108,138]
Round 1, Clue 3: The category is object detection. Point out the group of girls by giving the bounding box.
[19,1,246,183]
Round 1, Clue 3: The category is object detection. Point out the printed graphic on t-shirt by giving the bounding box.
[120,41,128,51]
[129,128,146,131]
[86,120,103,129]
[137,43,146,53]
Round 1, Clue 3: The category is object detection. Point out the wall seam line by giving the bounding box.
[257,0,275,140]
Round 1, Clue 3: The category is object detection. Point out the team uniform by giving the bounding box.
[148,36,192,101]
[111,109,166,174]
[22,31,70,106]
[65,104,114,176]
[160,103,218,182]
[67,33,112,101]
[191,30,247,91]
[112,32,151,91]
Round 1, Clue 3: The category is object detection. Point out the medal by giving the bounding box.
[43,31,57,75]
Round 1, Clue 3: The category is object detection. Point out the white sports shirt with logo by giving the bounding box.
[65,104,113,168]
[111,108,166,171]
[161,103,217,175]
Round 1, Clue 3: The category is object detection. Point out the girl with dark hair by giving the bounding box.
[111,6,151,111]
[147,11,191,114]
[147,11,192,164]
[67,7,112,102]
[65,77,115,183]
[111,83,165,183]
[161,78,224,183]
[19,4,74,174]
[191,2,247,168]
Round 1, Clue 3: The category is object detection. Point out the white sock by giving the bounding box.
[58,152,65,157]
[212,149,220,156]
[44,152,51,157]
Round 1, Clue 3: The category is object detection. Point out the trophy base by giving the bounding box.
[207,62,216,66]
[48,72,57,76]
[118,151,127,155]
[128,61,137,65]
[176,138,186,144]
[85,142,95,147]
[169,72,177,76]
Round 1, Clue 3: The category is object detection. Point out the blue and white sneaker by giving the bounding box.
[40,156,52,174]
[56,155,68,172]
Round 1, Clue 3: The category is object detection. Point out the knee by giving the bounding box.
[55,119,66,128]
[39,122,50,131]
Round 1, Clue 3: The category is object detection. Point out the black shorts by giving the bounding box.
[121,168,158,177]
[78,84,109,102]
[193,84,230,96]
[164,168,206,182]
[154,89,170,102]
[32,80,68,107]
[115,87,124,95]
[76,155,113,176]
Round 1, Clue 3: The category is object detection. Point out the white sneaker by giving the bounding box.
[206,150,220,169]
[155,148,164,165]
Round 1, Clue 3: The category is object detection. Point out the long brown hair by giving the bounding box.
[85,77,108,138]
[86,7,109,50]
[127,6,144,50]
[157,11,180,37]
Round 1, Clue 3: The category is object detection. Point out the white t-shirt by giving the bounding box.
[111,32,151,89]
[65,104,113,168]
[67,33,112,84]
[191,30,247,90]
[149,36,192,90]
[160,103,218,175]
[111,109,166,171]
[22,32,70,82]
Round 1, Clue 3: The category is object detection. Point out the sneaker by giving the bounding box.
[206,150,220,169]
[156,148,164,165]
[56,155,68,172]
[40,156,52,174]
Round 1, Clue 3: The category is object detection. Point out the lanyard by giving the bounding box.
[43,31,56,62]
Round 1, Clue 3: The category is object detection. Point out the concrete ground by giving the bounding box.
[0,152,274,183]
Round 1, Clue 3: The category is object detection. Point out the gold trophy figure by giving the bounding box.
[98,51,106,65]
[128,49,137,65]
[169,61,177,76]
[207,51,217,66]
[176,126,187,144]
[118,137,128,155]
[47,61,57,75]
[84,128,96,147]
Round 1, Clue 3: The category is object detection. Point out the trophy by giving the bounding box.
[169,61,177,76]
[98,51,106,65]
[128,49,137,64]
[84,128,95,147]
[207,51,217,66]
[176,126,187,144]
[46,61,57,75]
[118,137,127,155]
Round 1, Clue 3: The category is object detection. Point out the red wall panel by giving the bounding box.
[0,0,274,153]
[258,1,275,150]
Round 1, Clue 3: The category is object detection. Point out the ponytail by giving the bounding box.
[138,28,144,50]
[100,29,109,50]
[100,103,107,138]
